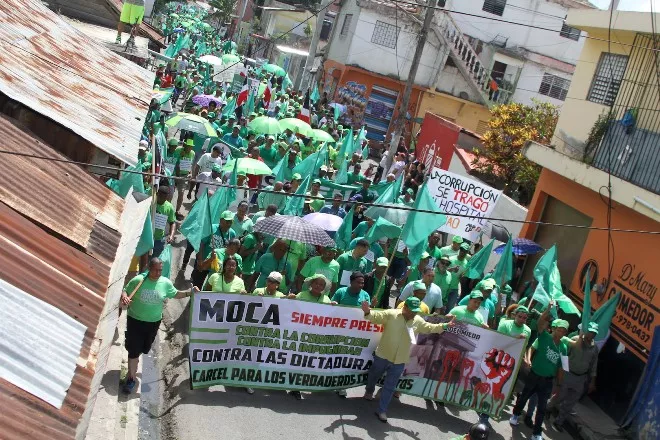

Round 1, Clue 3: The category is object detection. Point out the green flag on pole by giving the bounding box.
[107,165,145,198]
[334,156,349,184]
[283,175,310,216]
[222,96,237,118]
[492,237,513,286]
[209,158,238,224]
[532,245,580,314]
[365,217,401,244]
[180,189,213,252]
[134,211,154,257]
[293,144,327,177]
[333,104,340,122]
[272,152,288,183]
[336,130,353,164]
[364,173,403,218]
[335,205,355,249]
[591,291,622,342]
[401,182,447,265]
[160,244,173,278]
[464,239,495,279]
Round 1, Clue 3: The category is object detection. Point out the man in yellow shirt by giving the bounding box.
[361,297,455,422]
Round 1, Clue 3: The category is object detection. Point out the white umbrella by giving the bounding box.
[199,55,223,66]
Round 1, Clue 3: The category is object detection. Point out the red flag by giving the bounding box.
[263,76,273,104]
[237,76,249,106]
[297,90,310,123]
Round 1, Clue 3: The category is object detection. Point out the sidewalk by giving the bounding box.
[565,398,627,440]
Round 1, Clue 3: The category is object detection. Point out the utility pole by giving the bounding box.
[300,0,333,92]
[385,0,437,173]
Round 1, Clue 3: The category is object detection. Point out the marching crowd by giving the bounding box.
[114,4,601,440]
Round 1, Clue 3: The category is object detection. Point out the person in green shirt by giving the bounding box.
[447,242,470,306]
[208,211,238,257]
[121,257,192,393]
[306,179,325,212]
[251,272,285,298]
[332,272,371,307]
[231,201,254,237]
[289,274,332,304]
[297,246,340,292]
[220,115,236,136]
[397,188,415,207]
[510,304,568,439]
[173,138,195,219]
[458,286,496,327]
[497,305,531,340]
[153,186,176,257]
[347,164,365,185]
[336,239,369,286]
[239,231,264,291]
[364,257,394,308]
[356,178,377,203]
[251,240,294,292]
[448,290,488,328]
[162,138,180,180]
[203,256,246,293]
[257,182,287,212]
[440,235,463,259]
[434,256,454,311]
[222,125,244,149]
[403,252,430,286]
[259,136,280,169]
[200,238,243,275]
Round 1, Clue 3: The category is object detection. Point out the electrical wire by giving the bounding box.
[1,148,658,235]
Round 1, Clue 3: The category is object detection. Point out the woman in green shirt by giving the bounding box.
[204,257,246,293]
[289,274,332,304]
[251,272,285,298]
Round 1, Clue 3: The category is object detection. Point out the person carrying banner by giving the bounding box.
[251,272,285,298]
[332,272,371,307]
[121,258,192,394]
[361,297,455,423]
[447,290,489,328]
[510,304,569,440]
[297,246,340,293]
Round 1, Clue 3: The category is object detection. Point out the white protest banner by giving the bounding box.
[188,293,525,418]
[248,78,260,97]
[427,167,502,242]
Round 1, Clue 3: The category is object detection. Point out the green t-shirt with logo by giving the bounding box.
[439,245,459,259]
[448,305,486,327]
[531,331,568,377]
[154,201,176,240]
[336,252,369,285]
[231,216,254,237]
[497,319,531,339]
[434,270,453,302]
[125,275,178,322]
[448,255,468,289]
[173,146,195,176]
[300,256,340,283]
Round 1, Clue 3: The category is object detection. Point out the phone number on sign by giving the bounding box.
[616,314,651,343]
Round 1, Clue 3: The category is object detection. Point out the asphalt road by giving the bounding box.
[147,186,579,440]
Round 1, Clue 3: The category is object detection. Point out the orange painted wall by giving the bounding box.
[321,60,422,140]
[521,169,660,362]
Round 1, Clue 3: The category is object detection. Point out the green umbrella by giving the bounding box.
[222,53,240,64]
[262,63,286,77]
[170,13,179,18]
[248,116,282,135]
[222,158,272,175]
[279,117,313,137]
[310,129,335,142]
[165,112,217,137]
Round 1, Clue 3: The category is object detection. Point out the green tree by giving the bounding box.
[472,100,558,202]
[209,0,239,24]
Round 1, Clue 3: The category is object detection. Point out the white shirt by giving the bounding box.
[196,152,222,174]
[387,160,406,178]
[227,184,251,211]
[197,172,222,198]
[398,281,443,311]
[379,152,389,169]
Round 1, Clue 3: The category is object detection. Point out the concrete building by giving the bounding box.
[519,7,660,422]
[322,0,593,137]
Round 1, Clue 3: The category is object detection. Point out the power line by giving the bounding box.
[1,148,658,235]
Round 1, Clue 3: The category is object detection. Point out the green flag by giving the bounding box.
[364,173,403,219]
[160,244,173,278]
[591,291,621,341]
[135,211,154,257]
[283,175,310,216]
[358,126,367,141]
[107,165,145,198]
[550,262,580,315]
[209,159,238,224]
[333,104,340,122]
[293,144,327,177]
[360,142,369,160]
[334,156,349,184]
[335,205,355,249]
[492,237,513,286]
[336,131,353,164]
[532,245,580,314]
[246,89,256,116]
[310,84,320,103]
[401,182,447,265]
[180,189,213,252]
[272,151,288,183]
[222,96,237,118]
[464,239,495,279]
[165,33,190,58]
[581,266,592,334]
[365,217,401,244]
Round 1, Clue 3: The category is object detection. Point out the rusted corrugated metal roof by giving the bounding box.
[0,114,124,253]
[0,0,155,166]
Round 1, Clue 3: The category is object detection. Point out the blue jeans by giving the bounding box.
[366,354,405,414]
[446,289,459,311]
[388,257,408,280]
[152,238,165,258]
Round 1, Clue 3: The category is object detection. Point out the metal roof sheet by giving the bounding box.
[0,114,124,252]
[0,0,155,166]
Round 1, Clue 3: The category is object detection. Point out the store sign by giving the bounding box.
[415,113,460,172]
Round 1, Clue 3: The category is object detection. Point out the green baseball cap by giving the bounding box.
[469,290,485,300]
[412,280,427,291]
[552,319,570,329]
[420,251,430,260]
[312,178,321,185]
[220,210,235,221]
[514,305,529,314]
[292,173,302,181]
[168,138,179,146]
[406,188,414,195]
[376,257,389,267]
[452,236,464,244]
[587,322,599,334]
[460,242,470,251]
[404,296,422,313]
[502,284,513,294]
[185,138,194,147]
[211,164,222,173]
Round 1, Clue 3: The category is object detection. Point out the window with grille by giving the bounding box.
[587,53,628,106]
[559,23,580,41]
[340,14,352,36]
[482,0,506,16]
[371,21,399,49]
[476,120,489,135]
[539,73,570,101]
